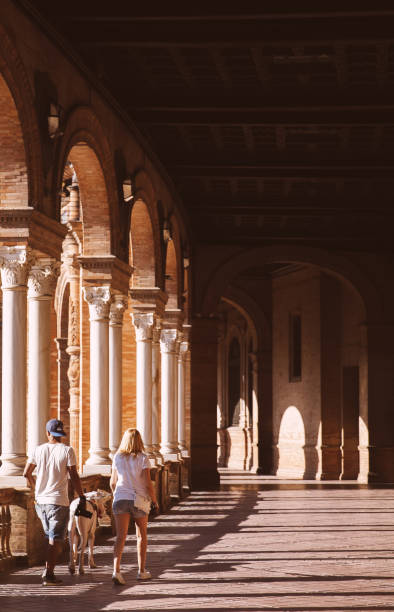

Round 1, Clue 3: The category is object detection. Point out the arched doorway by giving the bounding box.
[201,246,375,481]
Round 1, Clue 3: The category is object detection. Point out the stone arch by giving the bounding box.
[0,24,43,208]
[222,287,269,351]
[55,107,119,255]
[201,245,381,322]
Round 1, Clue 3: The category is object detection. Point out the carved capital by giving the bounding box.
[160,328,178,353]
[28,258,60,298]
[0,246,32,289]
[83,286,111,321]
[179,341,189,356]
[109,294,128,327]
[132,312,154,341]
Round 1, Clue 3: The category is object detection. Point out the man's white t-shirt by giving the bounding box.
[113,452,151,503]
[30,442,76,506]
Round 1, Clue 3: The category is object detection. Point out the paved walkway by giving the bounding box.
[2,477,394,611]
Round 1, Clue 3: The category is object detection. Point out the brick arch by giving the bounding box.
[131,169,163,287]
[165,214,183,310]
[222,286,269,350]
[0,24,43,208]
[130,199,156,287]
[201,245,381,322]
[55,107,119,256]
[165,240,178,309]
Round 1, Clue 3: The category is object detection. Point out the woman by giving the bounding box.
[110,428,158,585]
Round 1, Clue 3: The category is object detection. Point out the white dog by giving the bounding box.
[68,489,112,575]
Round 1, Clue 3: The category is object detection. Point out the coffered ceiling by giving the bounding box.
[22,2,394,248]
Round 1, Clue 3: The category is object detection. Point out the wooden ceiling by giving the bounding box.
[23,2,394,248]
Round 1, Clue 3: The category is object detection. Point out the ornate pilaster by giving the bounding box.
[0,246,32,475]
[27,258,60,458]
[55,337,69,430]
[83,285,112,470]
[109,294,128,458]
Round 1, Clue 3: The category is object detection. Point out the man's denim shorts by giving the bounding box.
[35,503,69,542]
[112,498,147,518]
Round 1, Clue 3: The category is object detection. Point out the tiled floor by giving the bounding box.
[2,477,394,611]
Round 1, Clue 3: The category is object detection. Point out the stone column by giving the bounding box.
[27,258,59,457]
[152,321,162,461]
[178,340,189,456]
[359,322,394,483]
[0,246,31,475]
[132,312,155,458]
[109,295,128,458]
[160,329,180,460]
[190,317,220,489]
[248,352,260,472]
[83,286,112,470]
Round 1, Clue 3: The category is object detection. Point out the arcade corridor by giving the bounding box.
[2,475,394,611]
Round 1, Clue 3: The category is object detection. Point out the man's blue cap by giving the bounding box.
[46,419,66,437]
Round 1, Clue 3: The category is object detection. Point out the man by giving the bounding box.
[23,418,86,586]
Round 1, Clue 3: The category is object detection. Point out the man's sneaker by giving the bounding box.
[42,572,62,586]
[112,571,126,585]
[137,569,151,580]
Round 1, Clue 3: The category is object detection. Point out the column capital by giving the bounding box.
[83,285,111,321]
[132,312,155,341]
[109,294,128,327]
[160,328,178,353]
[28,257,60,299]
[179,341,189,355]
[0,245,33,289]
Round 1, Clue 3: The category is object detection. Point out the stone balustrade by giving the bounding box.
[0,488,14,572]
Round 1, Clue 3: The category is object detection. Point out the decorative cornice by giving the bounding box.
[130,287,167,317]
[0,246,33,289]
[110,294,128,326]
[83,285,111,321]
[160,328,178,353]
[132,312,155,341]
[28,258,60,298]
[162,308,184,332]
[79,255,133,295]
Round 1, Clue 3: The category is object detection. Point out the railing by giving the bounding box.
[0,488,15,572]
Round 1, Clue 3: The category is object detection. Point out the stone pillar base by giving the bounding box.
[358,446,394,483]
[83,464,112,476]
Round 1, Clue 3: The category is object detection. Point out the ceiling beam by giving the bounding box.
[56,15,394,46]
[170,163,394,178]
[130,106,394,125]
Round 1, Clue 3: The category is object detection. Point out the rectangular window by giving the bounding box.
[289,313,302,382]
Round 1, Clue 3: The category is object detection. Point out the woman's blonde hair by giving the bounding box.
[117,428,145,455]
